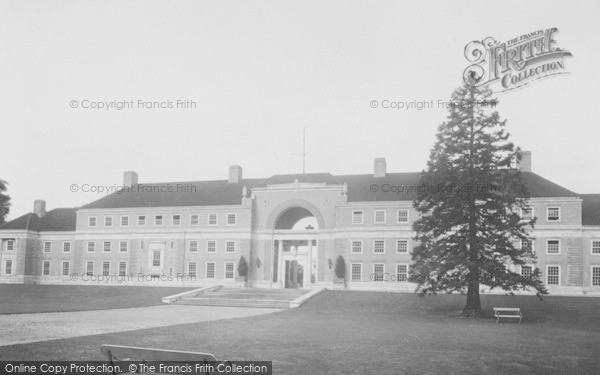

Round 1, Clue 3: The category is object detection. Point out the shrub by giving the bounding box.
[237,256,248,277]
[334,255,346,279]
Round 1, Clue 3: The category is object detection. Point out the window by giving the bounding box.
[138,215,146,226]
[103,241,111,252]
[62,242,71,253]
[207,241,216,253]
[206,262,216,279]
[374,240,385,254]
[547,207,560,222]
[152,251,161,267]
[102,261,110,276]
[118,261,127,276]
[374,210,386,224]
[521,265,533,278]
[86,261,94,276]
[43,260,50,276]
[351,240,363,254]
[188,262,197,277]
[172,214,181,226]
[89,217,96,227]
[397,209,409,223]
[225,262,234,279]
[352,211,363,224]
[119,241,128,253]
[155,215,163,226]
[546,240,560,255]
[396,240,408,254]
[189,240,198,253]
[373,264,385,282]
[87,241,95,253]
[351,263,362,282]
[521,240,534,254]
[227,213,237,225]
[592,240,600,254]
[43,241,52,253]
[521,207,533,221]
[121,216,129,227]
[396,264,408,282]
[105,217,113,227]
[208,213,217,225]
[226,241,235,253]
[62,261,70,276]
[170,241,174,249]
[592,267,600,286]
[190,214,199,226]
[6,240,14,251]
[4,259,13,275]
[546,265,560,285]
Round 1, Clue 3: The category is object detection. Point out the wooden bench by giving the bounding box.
[100,344,222,375]
[493,307,522,324]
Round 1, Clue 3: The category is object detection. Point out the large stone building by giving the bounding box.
[1,153,599,294]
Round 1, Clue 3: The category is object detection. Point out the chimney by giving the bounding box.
[517,151,532,172]
[33,200,46,217]
[229,165,242,183]
[374,158,386,178]
[123,171,138,187]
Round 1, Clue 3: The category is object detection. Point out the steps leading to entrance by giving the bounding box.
[175,297,293,309]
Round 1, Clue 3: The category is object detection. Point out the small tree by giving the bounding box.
[334,255,346,279]
[237,256,248,277]
[0,180,10,226]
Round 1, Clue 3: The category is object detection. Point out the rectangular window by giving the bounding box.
[351,263,362,282]
[152,251,161,267]
[138,215,146,226]
[86,261,94,276]
[118,261,127,276]
[172,214,181,226]
[227,213,237,225]
[374,209,386,224]
[121,216,129,227]
[44,241,52,253]
[592,240,600,254]
[373,264,385,282]
[119,241,128,253]
[189,240,198,252]
[521,240,534,254]
[190,214,199,226]
[521,265,533,278]
[206,262,216,279]
[396,264,408,282]
[592,266,600,286]
[87,241,95,253]
[155,215,163,226]
[89,217,96,227]
[43,260,50,276]
[105,217,113,227]
[546,240,560,255]
[226,241,235,253]
[352,211,364,224]
[62,242,71,253]
[373,240,385,254]
[62,261,70,276]
[396,240,408,254]
[207,241,216,253]
[547,265,560,285]
[225,262,234,279]
[6,240,14,251]
[547,207,560,222]
[208,213,217,225]
[521,207,534,221]
[4,259,13,275]
[103,241,111,252]
[397,209,409,223]
[188,262,197,277]
[351,240,363,254]
[102,261,110,276]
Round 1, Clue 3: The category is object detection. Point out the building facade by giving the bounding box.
[1,153,599,295]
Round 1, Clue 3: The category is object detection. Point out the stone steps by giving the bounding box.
[175,297,292,309]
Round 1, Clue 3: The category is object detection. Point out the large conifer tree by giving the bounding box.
[409,84,547,317]
[0,180,10,225]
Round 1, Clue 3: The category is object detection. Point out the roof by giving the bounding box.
[582,194,600,226]
[0,208,77,232]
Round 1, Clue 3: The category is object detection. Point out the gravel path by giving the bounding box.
[0,305,282,346]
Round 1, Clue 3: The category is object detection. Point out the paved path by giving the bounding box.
[0,305,282,346]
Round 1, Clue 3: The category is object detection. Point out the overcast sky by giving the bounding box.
[1,0,599,220]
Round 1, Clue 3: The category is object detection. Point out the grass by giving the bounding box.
[1,289,599,373]
[0,284,195,314]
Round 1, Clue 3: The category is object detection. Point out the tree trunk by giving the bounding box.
[461,276,485,317]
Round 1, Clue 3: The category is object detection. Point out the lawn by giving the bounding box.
[0,284,195,314]
[0,290,599,374]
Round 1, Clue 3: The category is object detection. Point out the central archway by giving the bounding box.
[265,199,326,230]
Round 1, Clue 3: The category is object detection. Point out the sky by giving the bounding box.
[1,0,599,220]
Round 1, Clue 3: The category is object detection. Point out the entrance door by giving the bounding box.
[148,243,164,275]
[285,260,304,289]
